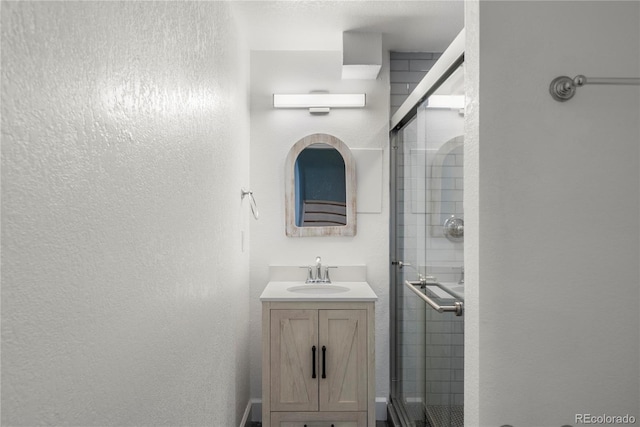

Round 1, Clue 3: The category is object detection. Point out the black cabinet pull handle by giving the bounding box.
[322,345,327,378]
[311,346,316,379]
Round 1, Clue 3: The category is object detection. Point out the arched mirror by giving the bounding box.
[430,134,464,237]
[285,133,356,237]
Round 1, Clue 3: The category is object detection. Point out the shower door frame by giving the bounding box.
[389,127,414,427]
[388,31,465,427]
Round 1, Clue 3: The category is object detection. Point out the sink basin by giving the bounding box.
[260,281,377,301]
[287,284,350,294]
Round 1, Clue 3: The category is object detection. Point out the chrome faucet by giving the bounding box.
[302,256,336,283]
[315,256,322,282]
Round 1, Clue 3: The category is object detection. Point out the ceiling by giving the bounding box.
[231,0,464,52]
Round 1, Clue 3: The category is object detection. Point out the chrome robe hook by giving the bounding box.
[241,189,259,220]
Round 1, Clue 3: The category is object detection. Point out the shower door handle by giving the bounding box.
[392,260,411,269]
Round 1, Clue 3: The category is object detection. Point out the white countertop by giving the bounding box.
[260,281,378,302]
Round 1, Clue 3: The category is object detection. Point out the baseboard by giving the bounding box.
[245,397,387,423]
[376,397,388,421]
[250,399,262,423]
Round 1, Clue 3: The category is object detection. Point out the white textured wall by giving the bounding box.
[466,1,640,425]
[248,51,390,407]
[1,2,251,425]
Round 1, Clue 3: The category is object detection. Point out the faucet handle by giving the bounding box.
[322,266,338,283]
[300,266,315,283]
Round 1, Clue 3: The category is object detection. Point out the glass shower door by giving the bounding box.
[390,111,429,426]
[389,64,464,427]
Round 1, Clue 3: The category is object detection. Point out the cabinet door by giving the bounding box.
[318,310,368,412]
[271,310,319,411]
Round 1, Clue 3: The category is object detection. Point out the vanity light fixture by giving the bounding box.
[273,93,366,114]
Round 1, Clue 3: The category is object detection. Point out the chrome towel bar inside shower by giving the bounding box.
[550,75,640,102]
[404,280,463,316]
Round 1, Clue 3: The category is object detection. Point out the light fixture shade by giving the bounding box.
[273,93,366,109]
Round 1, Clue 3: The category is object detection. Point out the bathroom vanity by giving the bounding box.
[260,280,377,427]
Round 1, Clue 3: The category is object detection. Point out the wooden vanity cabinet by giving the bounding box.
[262,301,375,427]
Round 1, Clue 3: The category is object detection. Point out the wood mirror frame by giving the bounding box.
[285,133,356,237]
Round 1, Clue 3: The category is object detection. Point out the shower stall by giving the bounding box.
[388,33,465,427]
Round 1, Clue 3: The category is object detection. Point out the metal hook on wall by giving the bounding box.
[241,189,259,220]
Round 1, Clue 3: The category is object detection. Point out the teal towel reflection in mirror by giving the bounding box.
[294,144,346,227]
[301,200,347,226]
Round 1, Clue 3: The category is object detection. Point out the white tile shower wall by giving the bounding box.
[399,283,464,409]
[400,121,464,274]
[390,52,441,117]
[399,299,426,400]
[424,307,464,407]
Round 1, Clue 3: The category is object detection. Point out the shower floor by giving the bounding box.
[425,404,464,427]
[399,401,463,427]
[248,422,390,427]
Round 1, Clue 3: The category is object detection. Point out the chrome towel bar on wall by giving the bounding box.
[549,75,640,102]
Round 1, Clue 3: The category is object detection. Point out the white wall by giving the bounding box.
[248,51,391,406]
[466,1,640,425]
[1,2,251,425]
